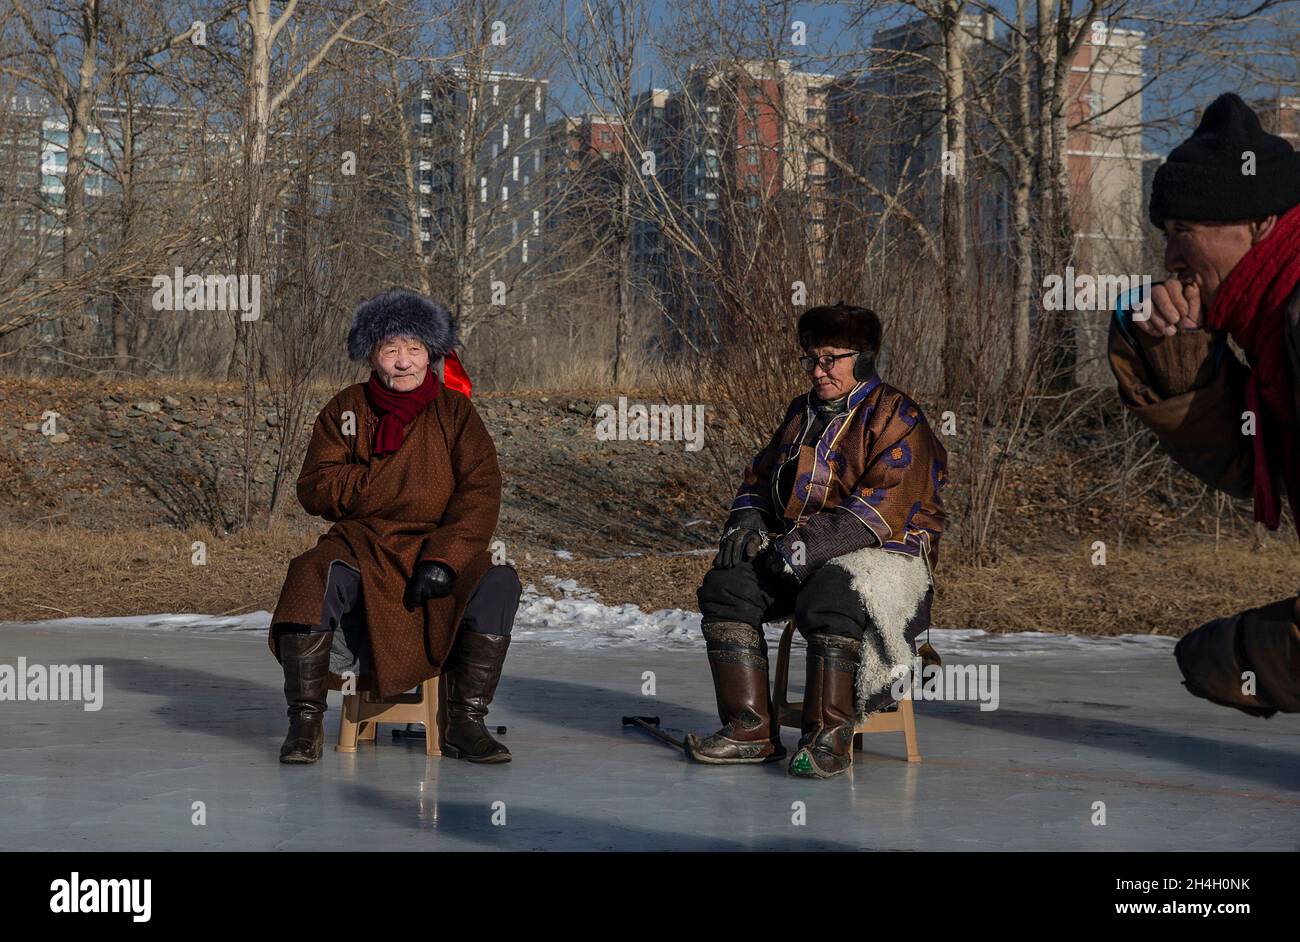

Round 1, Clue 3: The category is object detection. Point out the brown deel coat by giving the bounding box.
[269,382,501,699]
[1109,284,1300,713]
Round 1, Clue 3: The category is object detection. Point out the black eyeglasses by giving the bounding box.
[798,351,859,373]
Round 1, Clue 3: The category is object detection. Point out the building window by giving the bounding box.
[512,217,518,239]
[521,239,528,263]
[746,173,759,187]
[501,184,508,205]
[513,155,519,180]
[480,177,487,202]
[746,149,760,165]
[502,123,509,148]
[535,85,542,111]
[492,83,499,104]
[532,209,540,235]
[524,113,530,138]
[534,149,541,172]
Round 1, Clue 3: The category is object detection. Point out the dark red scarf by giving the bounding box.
[1204,203,1300,534]
[365,366,440,457]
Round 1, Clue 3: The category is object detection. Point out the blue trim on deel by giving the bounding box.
[1113,285,1143,347]
[847,374,881,409]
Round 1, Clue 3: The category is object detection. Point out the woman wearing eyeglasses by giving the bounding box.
[686,303,948,779]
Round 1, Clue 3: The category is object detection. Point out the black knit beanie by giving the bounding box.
[1149,93,1300,228]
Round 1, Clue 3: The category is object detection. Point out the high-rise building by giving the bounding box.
[408,67,549,307]
[1255,94,1300,146]
[830,13,1146,384]
[627,61,833,344]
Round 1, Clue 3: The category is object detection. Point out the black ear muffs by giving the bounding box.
[853,350,877,382]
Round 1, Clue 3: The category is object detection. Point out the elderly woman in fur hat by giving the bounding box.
[268,289,521,765]
[687,303,947,779]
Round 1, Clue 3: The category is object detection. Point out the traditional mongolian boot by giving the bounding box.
[788,632,860,779]
[442,631,512,763]
[278,629,334,764]
[684,621,786,764]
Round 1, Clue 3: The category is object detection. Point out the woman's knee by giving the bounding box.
[462,565,522,635]
[481,564,522,603]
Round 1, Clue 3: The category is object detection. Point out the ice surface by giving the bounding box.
[1,615,1295,852]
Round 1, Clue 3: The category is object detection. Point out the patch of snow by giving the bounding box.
[5,578,1179,656]
[12,612,271,635]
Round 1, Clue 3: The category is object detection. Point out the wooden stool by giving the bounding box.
[771,620,920,762]
[329,674,446,757]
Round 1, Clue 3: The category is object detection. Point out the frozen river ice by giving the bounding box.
[0,587,1296,851]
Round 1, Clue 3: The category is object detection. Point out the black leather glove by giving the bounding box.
[404,561,455,607]
[754,545,799,585]
[713,527,766,569]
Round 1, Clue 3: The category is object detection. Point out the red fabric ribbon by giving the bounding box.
[1203,203,1300,534]
[443,350,472,398]
[364,365,440,457]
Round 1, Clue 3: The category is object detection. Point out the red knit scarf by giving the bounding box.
[365,365,440,457]
[1204,203,1300,534]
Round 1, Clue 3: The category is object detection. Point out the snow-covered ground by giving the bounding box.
[14,576,1178,657]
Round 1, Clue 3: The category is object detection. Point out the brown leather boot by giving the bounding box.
[788,632,860,779]
[684,621,786,764]
[278,629,333,764]
[442,631,512,763]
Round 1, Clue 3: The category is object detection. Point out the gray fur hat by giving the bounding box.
[346,289,457,362]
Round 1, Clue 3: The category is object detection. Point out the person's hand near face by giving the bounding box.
[1135,217,1277,337]
[370,336,431,390]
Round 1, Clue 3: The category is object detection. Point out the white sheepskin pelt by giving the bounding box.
[823,547,931,718]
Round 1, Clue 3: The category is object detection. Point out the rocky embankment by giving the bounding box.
[0,380,736,556]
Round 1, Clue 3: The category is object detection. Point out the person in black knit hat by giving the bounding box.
[1148,92,1300,228]
[1109,93,1300,717]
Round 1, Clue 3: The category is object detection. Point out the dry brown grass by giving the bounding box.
[4,524,1296,636]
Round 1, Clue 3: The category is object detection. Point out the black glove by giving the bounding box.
[754,545,799,585]
[714,527,766,569]
[404,560,455,607]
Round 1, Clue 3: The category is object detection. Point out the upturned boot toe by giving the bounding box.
[788,631,860,780]
[688,621,786,765]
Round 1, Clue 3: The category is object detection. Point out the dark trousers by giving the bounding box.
[697,557,869,641]
[272,563,522,638]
